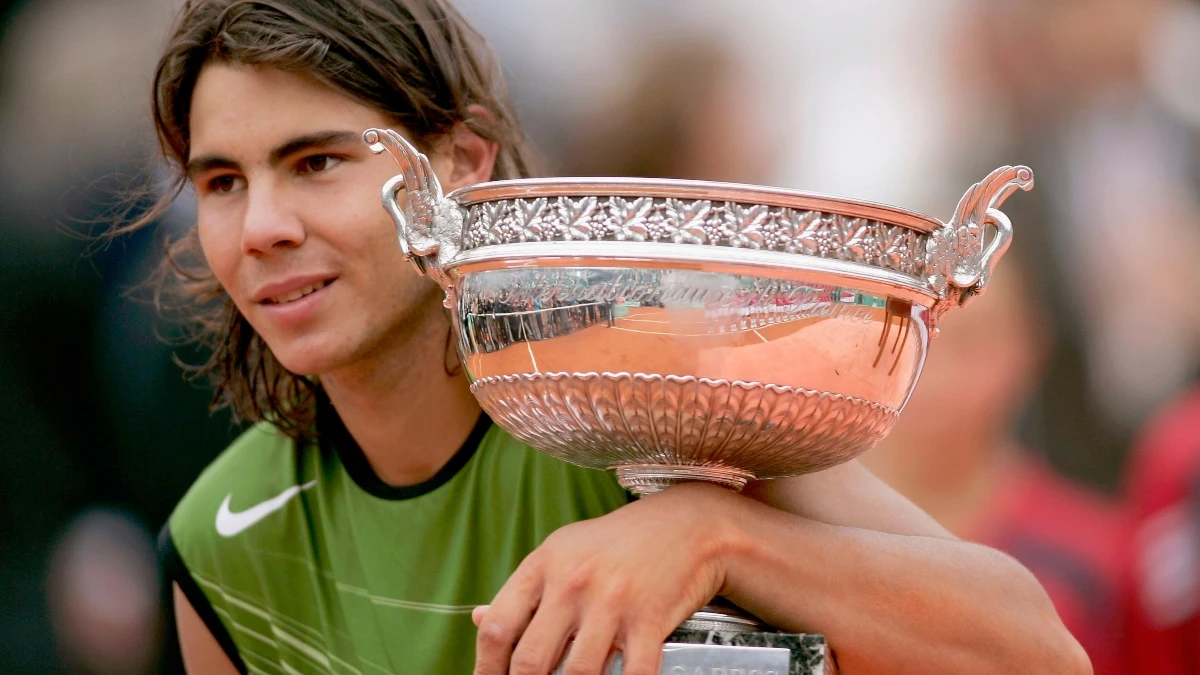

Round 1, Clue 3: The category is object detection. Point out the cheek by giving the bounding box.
[320,179,407,272]
[196,211,243,296]
[359,221,418,303]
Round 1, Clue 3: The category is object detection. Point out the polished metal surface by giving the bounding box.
[678,601,771,633]
[364,128,1033,493]
[458,266,915,492]
[553,644,792,675]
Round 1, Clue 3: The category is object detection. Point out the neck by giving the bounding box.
[320,305,481,487]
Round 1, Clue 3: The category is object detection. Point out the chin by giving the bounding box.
[263,334,356,377]
[271,352,342,378]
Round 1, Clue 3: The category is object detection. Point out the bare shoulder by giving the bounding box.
[174,583,241,675]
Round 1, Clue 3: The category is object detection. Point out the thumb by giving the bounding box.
[472,605,489,627]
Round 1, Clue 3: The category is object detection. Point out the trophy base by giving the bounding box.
[554,603,833,675]
[672,602,832,674]
[615,464,755,495]
[666,626,832,675]
[554,629,831,675]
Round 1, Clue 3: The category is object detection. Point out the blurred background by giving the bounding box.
[1,0,1198,672]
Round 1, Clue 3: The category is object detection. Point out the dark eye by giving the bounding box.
[299,155,341,174]
[209,175,239,193]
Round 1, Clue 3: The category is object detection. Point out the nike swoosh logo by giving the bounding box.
[215,480,317,538]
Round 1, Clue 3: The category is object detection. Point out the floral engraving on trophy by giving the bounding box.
[837,218,873,263]
[777,210,820,256]
[726,203,770,249]
[610,196,654,241]
[559,196,598,241]
[516,197,549,241]
[879,226,922,277]
[665,198,714,244]
[464,198,932,279]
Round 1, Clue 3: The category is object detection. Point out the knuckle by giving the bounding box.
[560,563,595,595]
[476,618,511,649]
[602,576,631,602]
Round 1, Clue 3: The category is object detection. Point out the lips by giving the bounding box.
[252,275,338,305]
[264,279,329,304]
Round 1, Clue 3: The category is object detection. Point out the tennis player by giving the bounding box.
[137,1,1092,674]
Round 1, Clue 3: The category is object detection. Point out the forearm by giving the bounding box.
[715,489,1090,675]
[742,460,956,539]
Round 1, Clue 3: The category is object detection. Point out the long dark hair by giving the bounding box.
[121,0,536,436]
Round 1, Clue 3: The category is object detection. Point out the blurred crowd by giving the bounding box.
[1,0,1198,672]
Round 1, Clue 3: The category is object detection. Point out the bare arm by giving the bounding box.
[742,459,955,538]
[173,583,240,675]
[724,461,1091,674]
[474,460,1090,675]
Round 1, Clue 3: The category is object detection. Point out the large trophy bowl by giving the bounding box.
[366,128,1032,674]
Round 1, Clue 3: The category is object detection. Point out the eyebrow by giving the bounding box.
[185,130,362,178]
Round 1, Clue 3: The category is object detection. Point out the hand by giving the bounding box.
[472,482,743,675]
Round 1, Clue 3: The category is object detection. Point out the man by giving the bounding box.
[141,1,1090,673]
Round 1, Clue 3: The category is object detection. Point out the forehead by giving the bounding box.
[188,63,388,161]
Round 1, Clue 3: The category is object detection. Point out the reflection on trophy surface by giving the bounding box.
[366,127,1033,675]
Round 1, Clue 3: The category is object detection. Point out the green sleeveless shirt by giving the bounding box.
[161,403,630,675]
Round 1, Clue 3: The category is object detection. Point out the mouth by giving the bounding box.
[261,279,334,305]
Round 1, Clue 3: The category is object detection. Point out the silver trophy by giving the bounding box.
[365,128,1032,675]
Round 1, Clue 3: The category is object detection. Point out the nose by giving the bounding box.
[241,182,306,256]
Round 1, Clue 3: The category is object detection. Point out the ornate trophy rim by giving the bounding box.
[364,126,1033,326]
[449,176,942,234]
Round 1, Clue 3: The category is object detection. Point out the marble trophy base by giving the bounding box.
[662,627,832,675]
[554,608,832,675]
[556,629,831,675]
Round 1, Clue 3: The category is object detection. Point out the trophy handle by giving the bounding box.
[363,128,464,285]
[926,165,1033,330]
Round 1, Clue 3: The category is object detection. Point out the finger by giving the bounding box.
[615,625,665,675]
[509,596,578,675]
[473,605,490,627]
[474,567,543,675]
[559,611,619,675]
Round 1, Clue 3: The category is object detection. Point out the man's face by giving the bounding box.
[187,63,448,376]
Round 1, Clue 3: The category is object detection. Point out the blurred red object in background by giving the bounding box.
[1125,386,1200,675]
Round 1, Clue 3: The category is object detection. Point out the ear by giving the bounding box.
[438,104,500,192]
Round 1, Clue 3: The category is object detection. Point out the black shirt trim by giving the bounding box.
[320,395,493,501]
[159,524,248,675]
